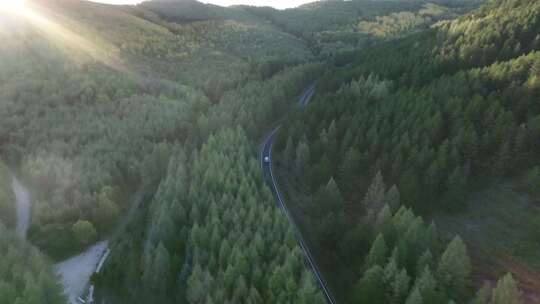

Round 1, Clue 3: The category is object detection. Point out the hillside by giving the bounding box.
[1,0,533,303]
[274,0,540,302]
[245,0,483,59]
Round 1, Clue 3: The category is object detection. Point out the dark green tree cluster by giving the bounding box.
[357,206,472,304]
[280,41,540,214]
[100,128,326,303]
[274,1,537,301]
[0,224,66,304]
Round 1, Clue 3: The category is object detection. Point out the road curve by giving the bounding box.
[260,85,336,304]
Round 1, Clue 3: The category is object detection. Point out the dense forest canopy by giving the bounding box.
[0,0,536,303]
[273,0,539,302]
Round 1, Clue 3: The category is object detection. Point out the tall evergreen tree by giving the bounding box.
[491,273,523,304]
[437,236,471,298]
[366,233,389,268]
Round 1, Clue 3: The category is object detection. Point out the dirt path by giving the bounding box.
[12,177,31,240]
[55,241,109,304]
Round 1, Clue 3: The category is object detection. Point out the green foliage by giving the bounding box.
[101,128,325,302]
[491,273,523,304]
[279,0,540,213]
[72,220,98,246]
[437,236,471,299]
[0,161,15,228]
[366,234,389,268]
[246,0,477,59]
[356,265,386,304]
[526,166,540,194]
[0,0,324,258]
[444,166,467,211]
[0,224,65,303]
[363,171,387,219]
[0,0,531,303]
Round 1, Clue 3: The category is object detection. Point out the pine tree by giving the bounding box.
[152,242,171,295]
[187,264,206,303]
[437,236,471,298]
[384,185,400,214]
[472,283,491,304]
[416,250,434,277]
[366,233,389,268]
[356,265,386,304]
[283,136,295,164]
[375,204,392,232]
[391,268,410,304]
[363,171,387,219]
[413,267,437,298]
[339,147,361,194]
[405,288,423,304]
[491,273,523,304]
[295,140,310,174]
[297,271,325,304]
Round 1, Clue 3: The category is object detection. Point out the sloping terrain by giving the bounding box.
[245,0,482,59]
[274,0,539,302]
[3,0,531,303]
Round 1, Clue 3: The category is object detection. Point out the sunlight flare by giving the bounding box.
[0,0,26,14]
[12,2,128,73]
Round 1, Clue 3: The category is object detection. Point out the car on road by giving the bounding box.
[264,156,270,163]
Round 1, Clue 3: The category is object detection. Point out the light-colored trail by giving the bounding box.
[12,177,31,240]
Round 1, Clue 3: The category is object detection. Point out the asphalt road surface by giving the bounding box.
[260,84,336,304]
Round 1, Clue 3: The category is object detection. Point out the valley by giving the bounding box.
[0,0,537,303]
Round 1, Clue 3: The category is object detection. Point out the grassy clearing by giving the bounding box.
[432,173,540,301]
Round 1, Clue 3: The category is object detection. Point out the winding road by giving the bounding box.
[260,85,336,304]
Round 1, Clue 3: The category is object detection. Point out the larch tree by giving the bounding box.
[491,273,523,304]
[366,233,389,268]
[437,236,471,298]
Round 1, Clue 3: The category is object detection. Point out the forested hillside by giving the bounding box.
[274,0,539,302]
[2,0,529,303]
[99,128,326,303]
[0,0,316,258]
[0,223,66,303]
[1,0,326,302]
[245,0,482,59]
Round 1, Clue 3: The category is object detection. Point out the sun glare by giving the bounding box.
[0,0,26,14]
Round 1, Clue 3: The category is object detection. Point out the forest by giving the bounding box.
[0,0,536,303]
[0,223,66,303]
[273,0,539,302]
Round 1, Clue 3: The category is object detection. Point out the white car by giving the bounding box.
[264,156,270,163]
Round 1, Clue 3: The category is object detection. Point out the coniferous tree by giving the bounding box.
[491,273,523,304]
[384,185,401,214]
[437,236,471,298]
[363,171,387,219]
[405,288,423,304]
[295,140,310,175]
[366,233,389,268]
[356,265,386,304]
